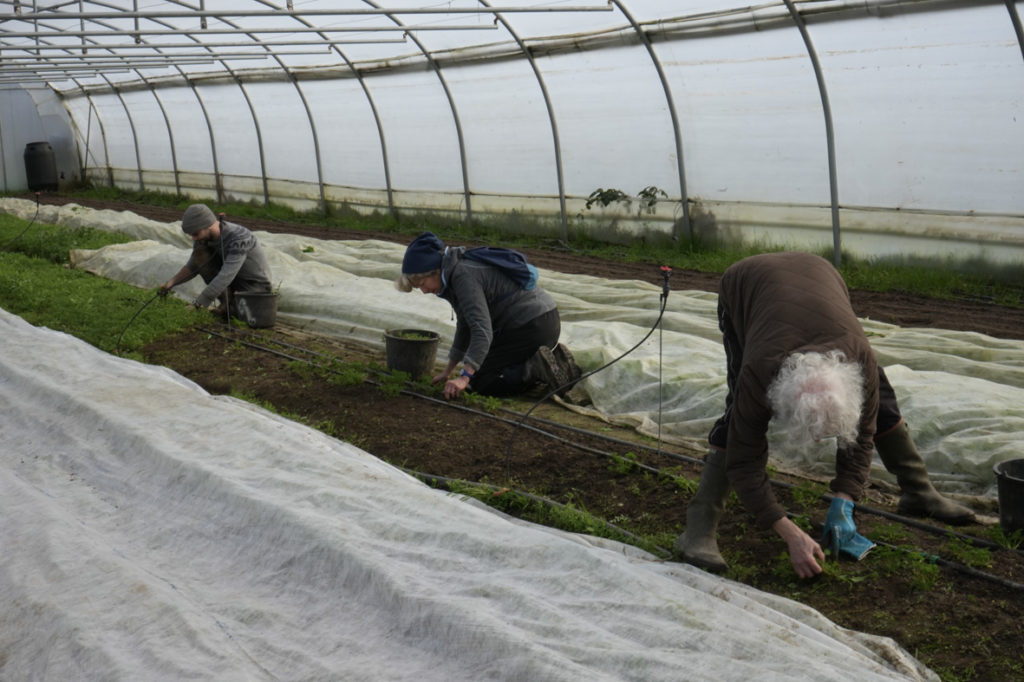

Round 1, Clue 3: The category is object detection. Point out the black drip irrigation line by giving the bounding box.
[871,539,1024,592]
[0,192,41,252]
[200,323,1021,553]
[503,265,675,482]
[195,323,1024,587]
[115,291,163,354]
[115,236,240,355]
[498,407,707,468]
[771,477,1018,555]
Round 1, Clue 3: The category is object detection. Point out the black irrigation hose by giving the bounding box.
[498,407,706,468]
[204,322,1018,551]
[402,467,672,559]
[870,539,1024,592]
[503,265,675,482]
[774,479,1020,556]
[197,322,1024,587]
[0,192,40,252]
[116,237,237,355]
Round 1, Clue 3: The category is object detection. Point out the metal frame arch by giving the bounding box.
[480,0,570,241]
[130,1,270,207]
[97,73,145,190]
[60,12,180,194]
[609,1,692,243]
[362,1,474,224]
[1007,1,1024,62]
[264,11,398,219]
[215,1,327,212]
[782,0,842,268]
[42,4,223,201]
[69,82,114,187]
[141,82,183,196]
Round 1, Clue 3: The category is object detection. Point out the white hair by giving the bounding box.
[766,350,864,448]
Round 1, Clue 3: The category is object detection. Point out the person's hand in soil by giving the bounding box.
[442,374,471,400]
[772,516,826,579]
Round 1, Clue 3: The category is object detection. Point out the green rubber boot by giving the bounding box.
[673,448,730,572]
[875,422,976,525]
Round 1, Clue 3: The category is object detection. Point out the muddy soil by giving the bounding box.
[39,194,1024,681]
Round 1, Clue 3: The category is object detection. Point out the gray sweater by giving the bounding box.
[439,246,556,370]
[184,220,272,307]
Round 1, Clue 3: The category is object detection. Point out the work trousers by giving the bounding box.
[469,308,561,397]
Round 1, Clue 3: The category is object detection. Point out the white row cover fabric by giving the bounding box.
[0,305,939,682]
[2,198,1021,499]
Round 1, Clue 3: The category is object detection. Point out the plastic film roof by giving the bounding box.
[4,1,1023,255]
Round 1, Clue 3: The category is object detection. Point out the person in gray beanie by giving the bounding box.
[395,231,580,400]
[160,204,273,318]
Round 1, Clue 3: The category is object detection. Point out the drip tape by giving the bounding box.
[192,324,1024,589]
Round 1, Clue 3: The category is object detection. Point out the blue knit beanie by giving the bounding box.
[402,232,444,274]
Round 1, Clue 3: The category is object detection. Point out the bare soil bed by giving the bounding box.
[43,195,1024,681]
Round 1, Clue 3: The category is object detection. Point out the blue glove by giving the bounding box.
[821,498,875,561]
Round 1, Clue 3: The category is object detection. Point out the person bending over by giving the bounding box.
[675,252,974,578]
[160,204,273,319]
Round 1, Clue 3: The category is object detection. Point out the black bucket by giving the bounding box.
[384,329,439,379]
[993,459,1024,532]
[233,292,279,328]
[23,141,58,191]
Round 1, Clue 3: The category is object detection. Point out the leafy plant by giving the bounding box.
[462,391,502,414]
[943,536,992,569]
[789,481,827,511]
[985,525,1024,550]
[608,451,639,475]
[658,466,697,495]
[584,187,631,211]
[377,369,410,397]
[581,185,669,217]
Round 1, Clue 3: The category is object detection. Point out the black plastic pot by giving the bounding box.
[384,329,439,379]
[993,458,1024,532]
[234,291,279,328]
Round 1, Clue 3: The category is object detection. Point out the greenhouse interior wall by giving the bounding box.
[1,1,1022,269]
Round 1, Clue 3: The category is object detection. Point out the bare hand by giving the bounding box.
[443,375,470,400]
[773,516,825,578]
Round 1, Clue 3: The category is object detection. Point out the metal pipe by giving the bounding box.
[0,39,408,50]
[1007,0,1024,63]
[783,0,842,267]
[13,6,613,20]
[611,0,692,242]
[0,25,503,38]
[363,1,473,224]
[481,1,569,241]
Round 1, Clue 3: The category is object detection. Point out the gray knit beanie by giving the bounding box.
[181,204,216,235]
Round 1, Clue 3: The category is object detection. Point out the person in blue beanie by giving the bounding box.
[395,232,580,400]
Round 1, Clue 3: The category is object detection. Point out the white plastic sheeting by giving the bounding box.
[1,198,1018,500]
[0,307,940,681]
[4,2,1022,264]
